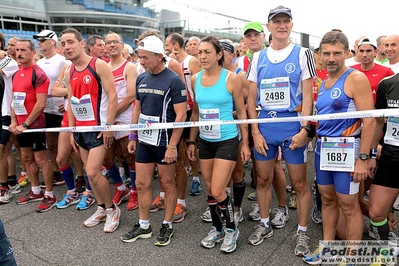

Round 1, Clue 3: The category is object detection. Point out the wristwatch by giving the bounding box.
[358,153,370,161]
[186,140,196,146]
[22,122,28,128]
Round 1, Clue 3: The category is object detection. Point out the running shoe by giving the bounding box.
[150,196,164,213]
[249,203,260,221]
[0,186,12,204]
[112,187,130,206]
[84,206,106,227]
[154,224,173,246]
[104,205,120,233]
[248,222,273,246]
[201,207,212,222]
[189,180,202,196]
[200,226,225,248]
[286,185,293,193]
[36,195,57,213]
[17,173,29,187]
[234,207,244,225]
[16,190,44,205]
[56,191,80,209]
[120,223,152,243]
[8,184,21,195]
[221,228,239,253]
[247,191,257,201]
[369,225,399,244]
[76,192,96,210]
[185,166,192,176]
[311,204,322,224]
[40,176,65,188]
[270,206,289,228]
[75,176,86,193]
[302,244,326,265]
[172,203,187,223]
[294,230,310,257]
[288,191,297,209]
[393,195,399,211]
[126,189,138,211]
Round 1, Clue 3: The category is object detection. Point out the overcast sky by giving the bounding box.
[150,0,398,45]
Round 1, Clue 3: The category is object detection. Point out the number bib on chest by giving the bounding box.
[138,113,160,146]
[70,94,95,121]
[12,92,28,115]
[44,95,55,112]
[384,116,399,146]
[260,77,290,109]
[320,137,355,172]
[199,108,221,139]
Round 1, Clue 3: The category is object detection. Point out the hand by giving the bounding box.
[58,104,65,113]
[187,145,196,161]
[163,147,177,164]
[353,160,368,183]
[14,125,27,135]
[241,144,251,163]
[8,122,18,134]
[127,140,137,154]
[290,130,308,150]
[388,211,398,231]
[367,159,377,178]
[98,131,113,149]
[70,133,79,153]
[252,132,268,156]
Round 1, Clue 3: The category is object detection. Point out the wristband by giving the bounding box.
[300,125,311,133]
[128,133,138,141]
[167,145,176,150]
[186,140,196,146]
[370,148,378,159]
[105,122,113,126]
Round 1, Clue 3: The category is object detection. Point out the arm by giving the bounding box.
[50,64,69,97]
[188,57,202,75]
[15,93,47,134]
[164,102,186,164]
[229,73,250,163]
[65,68,79,153]
[127,99,141,154]
[290,77,314,149]
[247,80,268,156]
[168,59,186,85]
[187,75,199,161]
[116,63,137,116]
[95,60,117,149]
[348,72,376,182]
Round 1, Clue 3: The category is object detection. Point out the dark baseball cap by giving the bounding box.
[268,6,292,21]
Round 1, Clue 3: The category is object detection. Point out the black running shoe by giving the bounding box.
[120,223,152,243]
[154,224,173,246]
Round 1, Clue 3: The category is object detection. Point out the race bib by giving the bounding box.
[70,94,95,121]
[320,137,355,172]
[12,92,27,115]
[138,113,160,146]
[384,116,399,146]
[199,108,221,139]
[44,94,55,112]
[260,77,290,109]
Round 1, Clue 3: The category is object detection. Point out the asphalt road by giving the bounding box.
[0,150,385,266]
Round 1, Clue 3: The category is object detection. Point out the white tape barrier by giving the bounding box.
[3,109,399,133]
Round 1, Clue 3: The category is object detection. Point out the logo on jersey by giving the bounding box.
[330,88,341,99]
[285,63,296,74]
[83,75,91,84]
[268,111,277,118]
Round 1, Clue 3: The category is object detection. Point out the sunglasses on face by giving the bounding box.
[37,38,51,43]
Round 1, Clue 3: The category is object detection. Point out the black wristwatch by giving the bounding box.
[186,140,196,146]
[358,153,370,161]
[22,122,28,128]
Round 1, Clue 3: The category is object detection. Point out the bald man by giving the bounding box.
[384,34,399,73]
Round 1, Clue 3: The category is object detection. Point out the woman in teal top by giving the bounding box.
[187,35,250,253]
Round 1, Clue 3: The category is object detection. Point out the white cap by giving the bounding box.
[33,30,58,42]
[138,36,166,57]
[124,43,133,55]
[358,37,377,49]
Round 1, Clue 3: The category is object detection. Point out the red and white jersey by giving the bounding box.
[69,57,108,126]
[0,56,19,116]
[181,55,194,111]
[110,59,133,123]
